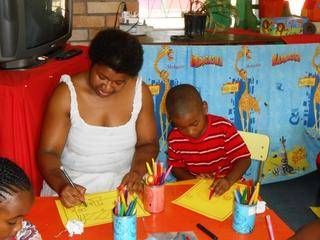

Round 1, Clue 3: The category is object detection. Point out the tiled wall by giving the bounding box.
[70,0,139,45]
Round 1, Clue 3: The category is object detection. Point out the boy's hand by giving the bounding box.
[197,173,213,179]
[211,178,231,196]
[59,184,86,208]
[121,170,144,194]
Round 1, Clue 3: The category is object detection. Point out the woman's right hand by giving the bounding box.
[59,184,86,208]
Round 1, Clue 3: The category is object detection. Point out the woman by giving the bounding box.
[38,29,159,208]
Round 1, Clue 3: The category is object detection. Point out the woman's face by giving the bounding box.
[89,64,132,97]
[0,191,34,240]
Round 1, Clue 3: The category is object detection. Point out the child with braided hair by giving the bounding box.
[0,157,41,240]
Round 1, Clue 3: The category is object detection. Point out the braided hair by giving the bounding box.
[0,157,33,202]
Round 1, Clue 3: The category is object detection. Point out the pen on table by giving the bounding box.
[266,215,275,240]
[196,223,218,240]
[209,167,221,200]
[60,166,87,207]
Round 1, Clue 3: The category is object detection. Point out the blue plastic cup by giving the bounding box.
[113,213,137,240]
[232,201,257,234]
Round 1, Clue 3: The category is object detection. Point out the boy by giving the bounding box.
[165,84,251,196]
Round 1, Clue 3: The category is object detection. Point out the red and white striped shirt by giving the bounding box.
[167,114,251,176]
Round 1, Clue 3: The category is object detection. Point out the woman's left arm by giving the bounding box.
[121,83,159,193]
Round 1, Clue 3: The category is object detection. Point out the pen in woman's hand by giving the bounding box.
[60,166,87,207]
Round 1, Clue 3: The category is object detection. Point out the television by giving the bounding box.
[0,0,72,69]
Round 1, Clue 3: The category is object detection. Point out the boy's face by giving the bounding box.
[171,102,208,139]
[0,191,34,240]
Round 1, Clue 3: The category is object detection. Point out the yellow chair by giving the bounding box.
[238,131,270,182]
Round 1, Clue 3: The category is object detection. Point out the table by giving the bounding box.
[0,46,90,194]
[26,182,294,240]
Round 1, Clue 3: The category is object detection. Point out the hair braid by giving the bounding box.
[0,157,32,201]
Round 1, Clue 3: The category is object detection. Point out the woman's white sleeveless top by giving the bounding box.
[41,74,142,195]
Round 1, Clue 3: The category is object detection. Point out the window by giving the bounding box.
[138,0,189,29]
[288,0,305,15]
[138,0,305,29]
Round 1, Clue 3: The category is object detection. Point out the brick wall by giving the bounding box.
[70,0,139,46]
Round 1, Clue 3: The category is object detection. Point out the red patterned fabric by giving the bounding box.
[0,46,90,195]
[167,114,251,176]
[13,221,41,240]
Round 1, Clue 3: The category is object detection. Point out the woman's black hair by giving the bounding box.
[0,157,33,202]
[89,28,144,77]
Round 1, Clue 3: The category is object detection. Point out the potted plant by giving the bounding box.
[205,0,239,32]
[184,0,209,36]
[183,0,239,34]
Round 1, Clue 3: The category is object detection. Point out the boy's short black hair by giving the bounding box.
[89,28,144,77]
[165,84,203,120]
[0,157,33,202]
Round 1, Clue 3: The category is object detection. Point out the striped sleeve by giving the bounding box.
[224,121,251,163]
[167,133,185,168]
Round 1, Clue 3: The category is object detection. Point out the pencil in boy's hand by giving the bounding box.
[209,167,221,200]
[60,166,87,207]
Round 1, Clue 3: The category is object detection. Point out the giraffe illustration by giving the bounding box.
[153,45,173,144]
[311,45,320,132]
[234,46,260,132]
[272,136,295,176]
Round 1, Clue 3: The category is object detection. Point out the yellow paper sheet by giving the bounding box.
[310,206,320,218]
[172,179,245,221]
[55,190,150,227]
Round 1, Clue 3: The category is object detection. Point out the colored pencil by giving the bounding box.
[209,168,221,200]
[266,215,275,240]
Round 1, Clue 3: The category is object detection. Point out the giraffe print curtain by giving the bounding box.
[140,43,320,184]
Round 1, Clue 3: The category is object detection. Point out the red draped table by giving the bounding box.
[0,46,90,194]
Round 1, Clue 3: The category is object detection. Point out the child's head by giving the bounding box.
[0,158,34,240]
[166,84,208,139]
[89,28,144,77]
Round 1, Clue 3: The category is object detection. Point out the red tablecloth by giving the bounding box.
[26,183,294,240]
[0,46,90,195]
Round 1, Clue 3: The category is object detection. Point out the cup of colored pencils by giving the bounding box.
[232,180,260,234]
[113,185,138,240]
[143,158,172,213]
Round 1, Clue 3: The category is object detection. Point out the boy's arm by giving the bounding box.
[172,166,195,180]
[226,157,251,185]
[212,157,251,196]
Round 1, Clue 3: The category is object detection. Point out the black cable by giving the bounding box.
[125,19,139,33]
[113,1,127,29]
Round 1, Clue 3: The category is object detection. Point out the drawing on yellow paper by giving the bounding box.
[172,179,246,221]
[55,190,150,227]
[310,206,320,218]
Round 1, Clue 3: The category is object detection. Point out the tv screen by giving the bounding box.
[0,0,72,69]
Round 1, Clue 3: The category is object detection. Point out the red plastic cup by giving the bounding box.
[143,184,165,213]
